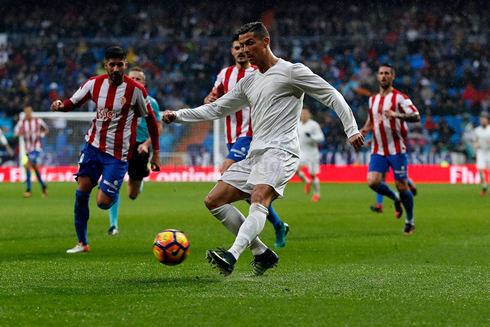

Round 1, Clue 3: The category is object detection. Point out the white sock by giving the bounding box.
[297,171,310,184]
[480,172,487,187]
[229,203,268,260]
[312,178,320,196]
[210,204,267,257]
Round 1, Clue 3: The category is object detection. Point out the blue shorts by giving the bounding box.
[27,151,41,164]
[75,143,128,200]
[369,153,408,180]
[226,136,252,162]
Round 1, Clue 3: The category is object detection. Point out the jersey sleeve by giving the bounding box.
[148,97,161,122]
[134,87,151,118]
[213,69,226,98]
[0,129,8,146]
[14,120,23,136]
[398,94,418,114]
[311,121,325,143]
[39,118,49,132]
[63,78,95,110]
[291,63,359,138]
[175,78,249,123]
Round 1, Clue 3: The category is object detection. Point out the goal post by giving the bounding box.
[17,111,228,182]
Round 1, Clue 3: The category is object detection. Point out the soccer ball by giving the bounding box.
[153,229,190,266]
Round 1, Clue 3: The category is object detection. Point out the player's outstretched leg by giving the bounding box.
[206,247,237,276]
[24,168,32,198]
[67,190,91,253]
[370,181,403,218]
[401,190,415,234]
[33,166,47,198]
[296,168,312,194]
[107,197,120,235]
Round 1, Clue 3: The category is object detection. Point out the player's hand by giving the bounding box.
[359,128,368,137]
[150,151,161,171]
[204,92,218,104]
[349,133,365,150]
[138,143,149,155]
[50,100,64,112]
[162,111,177,124]
[383,110,398,119]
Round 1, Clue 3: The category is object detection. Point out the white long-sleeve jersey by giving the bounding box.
[175,59,359,157]
[299,119,325,160]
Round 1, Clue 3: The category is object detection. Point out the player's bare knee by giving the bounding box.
[97,198,113,209]
[367,178,380,189]
[204,195,219,210]
[128,191,139,200]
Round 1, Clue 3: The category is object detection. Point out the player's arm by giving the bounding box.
[384,110,420,122]
[51,79,94,112]
[360,118,373,136]
[136,92,161,171]
[163,80,249,124]
[291,64,364,149]
[40,119,49,137]
[384,96,420,122]
[0,130,13,156]
[204,70,225,104]
[309,122,325,143]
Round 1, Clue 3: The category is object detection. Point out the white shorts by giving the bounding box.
[476,151,490,170]
[298,156,321,175]
[220,148,298,199]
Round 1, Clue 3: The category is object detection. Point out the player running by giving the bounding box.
[204,34,289,248]
[473,112,490,196]
[295,108,325,202]
[360,64,420,234]
[107,67,163,235]
[51,46,161,253]
[162,22,363,276]
[14,106,49,198]
[370,172,417,213]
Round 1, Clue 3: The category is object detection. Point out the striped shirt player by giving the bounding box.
[51,46,161,254]
[63,74,157,161]
[204,34,289,249]
[14,106,49,198]
[361,64,420,234]
[14,115,48,153]
[368,89,418,156]
[213,65,257,144]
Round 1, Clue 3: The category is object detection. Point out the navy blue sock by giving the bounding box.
[372,182,398,201]
[25,169,31,191]
[400,190,414,223]
[74,190,91,245]
[34,169,46,189]
[267,204,282,230]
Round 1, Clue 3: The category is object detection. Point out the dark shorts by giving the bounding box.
[128,142,150,181]
[75,143,128,200]
[226,136,252,162]
[27,151,41,164]
[368,153,408,180]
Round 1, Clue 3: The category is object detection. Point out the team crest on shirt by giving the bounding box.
[121,97,126,106]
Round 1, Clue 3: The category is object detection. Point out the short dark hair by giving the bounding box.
[237,22,270,39]
[232,34,239,43]
[379,63,395,75]
[105,46,126,61]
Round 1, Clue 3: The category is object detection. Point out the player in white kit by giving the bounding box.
[296,108,325,202]
[473,112,490,195]
[204,34,290,248]
[162,22,364,276]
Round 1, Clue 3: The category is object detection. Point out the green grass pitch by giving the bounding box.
[1,181,489,326]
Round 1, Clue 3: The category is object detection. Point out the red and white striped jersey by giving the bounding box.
[14,117,48,153]
[213,65,257,144]
[64,74,154,161]
[368,89,418,156]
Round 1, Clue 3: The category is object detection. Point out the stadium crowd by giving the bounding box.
[0,1,489,164]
